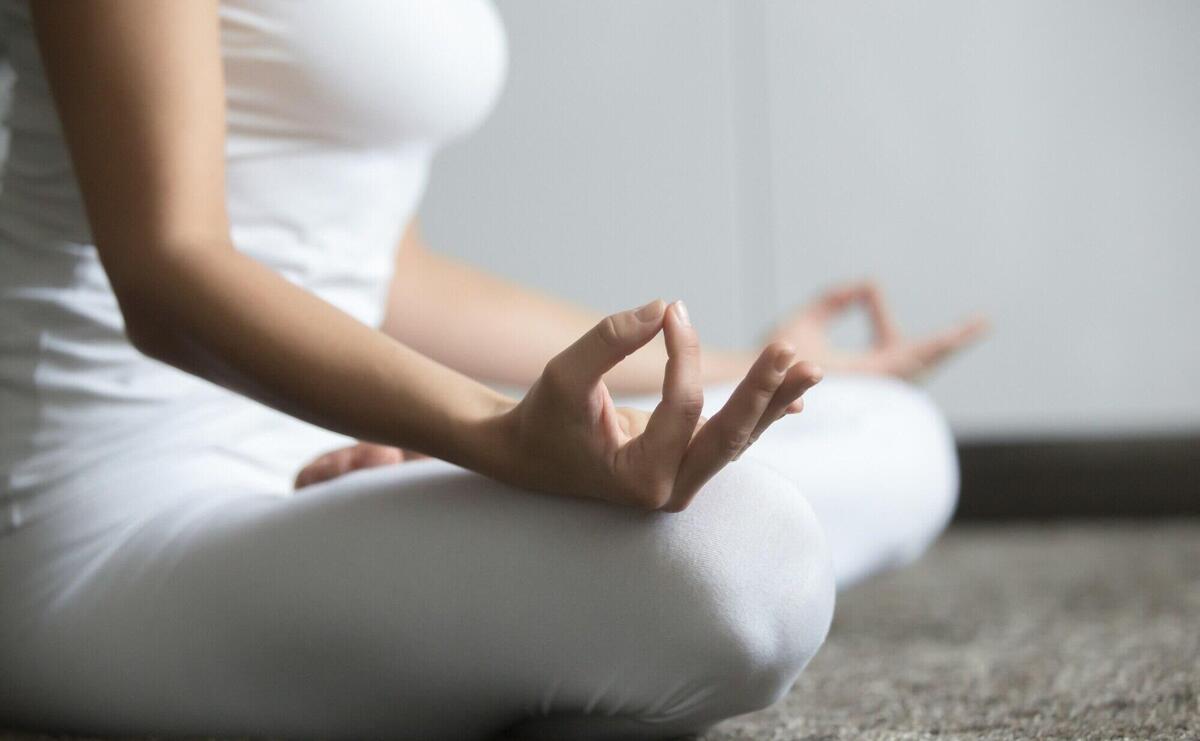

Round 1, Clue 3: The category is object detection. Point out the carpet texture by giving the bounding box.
[704,521,1200,741]
[2,522,1197,740]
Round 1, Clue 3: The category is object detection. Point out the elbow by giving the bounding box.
[101,238,233,366]
[114,285,180,363]
[117,283,231,391]
[123,311,168,361]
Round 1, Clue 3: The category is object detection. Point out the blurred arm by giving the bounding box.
[382,220,753,394]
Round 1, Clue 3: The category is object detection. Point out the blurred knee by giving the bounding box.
[879,379,960,564]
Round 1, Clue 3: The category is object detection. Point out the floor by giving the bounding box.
[3,522,1197,741]
[704,521,1200,740]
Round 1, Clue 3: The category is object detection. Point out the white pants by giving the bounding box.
[0,374,958,740]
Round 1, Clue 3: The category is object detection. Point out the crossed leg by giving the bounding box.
[0,374,953,739]
[0,455,834,740]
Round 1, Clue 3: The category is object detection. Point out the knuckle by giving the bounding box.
[750,371,780,398]
[597,315,625,350]
[658,498,689,514]
[650,485,674,510]
[540,356,571,392]
[794,359,822,380]
[678,332,702,356]
[765,340,794,358]
[721,426,752,457]
[743,377,780,403]
[629,493,658,511]
[676,391,705,419]
[631,482,673,510]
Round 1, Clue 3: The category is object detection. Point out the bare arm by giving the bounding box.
[382,221,753,395]
[34,1,816,511]
[31,1,510,471]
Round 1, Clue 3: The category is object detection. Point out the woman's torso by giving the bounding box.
[0,0,507,531]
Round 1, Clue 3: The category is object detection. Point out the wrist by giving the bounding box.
[453,387,520,481]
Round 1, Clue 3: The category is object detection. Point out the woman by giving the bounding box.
[0,2,985,739]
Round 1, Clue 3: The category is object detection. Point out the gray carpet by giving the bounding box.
[704,521,1200,741]
[3,522,1197,740]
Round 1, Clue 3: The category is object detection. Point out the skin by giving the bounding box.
[300,235,986,489]
[382,223,987,394]
[30,1,829,511]
[30,2,985,507]
[381,221,756,394]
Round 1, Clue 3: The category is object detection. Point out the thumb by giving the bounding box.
[543,299,666,396]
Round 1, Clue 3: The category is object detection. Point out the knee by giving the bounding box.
[652,462,836,720]
[878,379,960,565]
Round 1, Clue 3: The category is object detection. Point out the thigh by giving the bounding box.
[1,455,834,740]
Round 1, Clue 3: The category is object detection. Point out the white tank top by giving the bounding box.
[0,1,507,529]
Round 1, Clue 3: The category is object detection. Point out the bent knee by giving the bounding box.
[881,379,960,562]
[650,462,836,719]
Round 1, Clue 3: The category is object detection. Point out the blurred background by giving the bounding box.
[419,0,1200,519]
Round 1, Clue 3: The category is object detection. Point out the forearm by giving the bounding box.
[120,242,514,473]
[383,227,752,394]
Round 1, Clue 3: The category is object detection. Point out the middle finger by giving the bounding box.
[663,342,793,511]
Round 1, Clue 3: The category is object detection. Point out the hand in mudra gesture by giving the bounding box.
[298,299,821,513]
[499,299,821,512]
[769,281,988,379]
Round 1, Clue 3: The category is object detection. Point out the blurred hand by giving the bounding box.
[294,442,425,489]
[768,281,988,379]
[497,299,822,512]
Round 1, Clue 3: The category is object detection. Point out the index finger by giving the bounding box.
[543,299,666,398]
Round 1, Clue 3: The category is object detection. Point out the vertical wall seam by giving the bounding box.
[726,0,778,345]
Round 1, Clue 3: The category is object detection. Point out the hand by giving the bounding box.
[768,281,988,379]
[495,299,822,513]
[294,442,426,489]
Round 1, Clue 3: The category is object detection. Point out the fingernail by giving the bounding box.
[673,300,691,326]
[635,299,663,321]
[774,348,794,372]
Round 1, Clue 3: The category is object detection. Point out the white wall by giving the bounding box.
[421,0,1200,439]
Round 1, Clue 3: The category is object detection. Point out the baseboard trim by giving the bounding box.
[954,434,1200,520]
